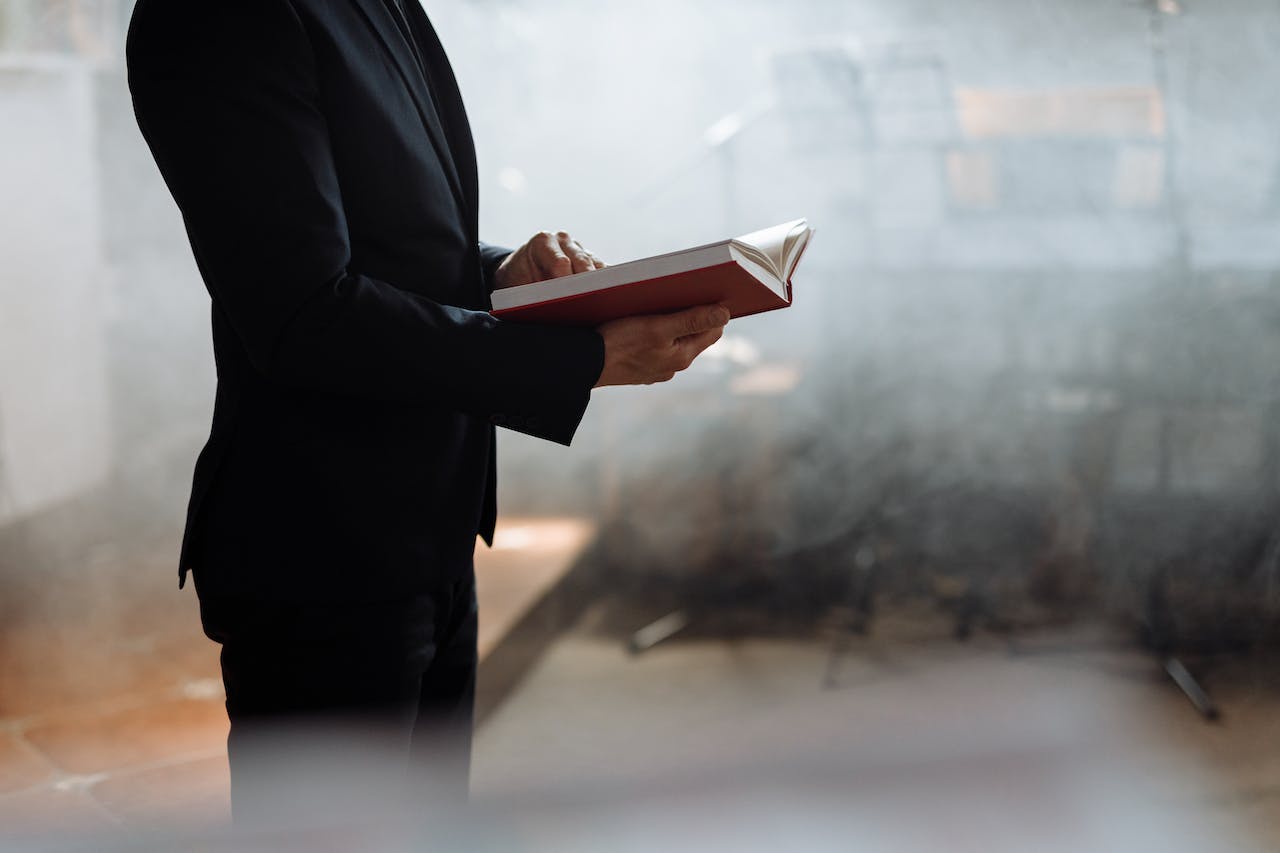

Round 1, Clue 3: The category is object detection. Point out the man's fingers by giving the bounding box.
[556,231,597,274]
[522,230,601,280]
[595,304,730,387]
[673,326,724,370]
[662,304,731,340]
[533,231,573,279]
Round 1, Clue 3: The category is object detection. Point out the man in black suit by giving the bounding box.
[126,0,729,824]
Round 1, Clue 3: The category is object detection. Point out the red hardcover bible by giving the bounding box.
[490,219,813,326]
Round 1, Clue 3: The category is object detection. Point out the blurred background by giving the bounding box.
[2,0,1280,848]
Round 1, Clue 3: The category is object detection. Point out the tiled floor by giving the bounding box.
[5,522,1277,850]
[0,517,593,836]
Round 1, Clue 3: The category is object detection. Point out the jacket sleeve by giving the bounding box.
[126,0,602,445]
[479,242,513,293]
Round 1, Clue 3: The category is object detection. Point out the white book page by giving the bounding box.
[781,221,812,278]
[728,247,789,302]
[731,218,808,278]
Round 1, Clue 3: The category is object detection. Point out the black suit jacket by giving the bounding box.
[127,0,604,601]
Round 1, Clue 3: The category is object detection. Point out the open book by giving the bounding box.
[491,219,813,326]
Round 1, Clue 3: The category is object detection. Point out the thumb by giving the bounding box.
[665,304,731,339]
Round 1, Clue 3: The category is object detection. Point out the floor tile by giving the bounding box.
[0,731,55,795]
[91,754,230,827]
[22,696,227,776]
[0,786,118,836]
[0,623,187,720]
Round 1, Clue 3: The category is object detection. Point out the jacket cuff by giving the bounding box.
[489,325,604,445]
[479,242,513,293]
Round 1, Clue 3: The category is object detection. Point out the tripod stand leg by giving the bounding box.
[1164,656,1220,721]
[628,610,690,655]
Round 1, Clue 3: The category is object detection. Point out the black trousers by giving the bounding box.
[197,569,478,828]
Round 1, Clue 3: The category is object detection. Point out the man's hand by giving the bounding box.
[594,304,730,388]
[494,230,605,289]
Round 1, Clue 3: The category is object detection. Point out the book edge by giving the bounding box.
[490,241,734,311]
[491,260,745,320]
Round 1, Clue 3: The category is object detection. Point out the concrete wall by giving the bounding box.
[0,58,112,524]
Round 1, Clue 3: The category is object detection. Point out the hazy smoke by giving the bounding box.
[3,0,1280,695]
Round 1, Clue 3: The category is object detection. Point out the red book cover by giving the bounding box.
[493,262,791,326]
[491,219,812,327]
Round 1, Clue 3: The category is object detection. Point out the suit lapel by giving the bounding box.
[350,0,469,217]
[404,6,480,219]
